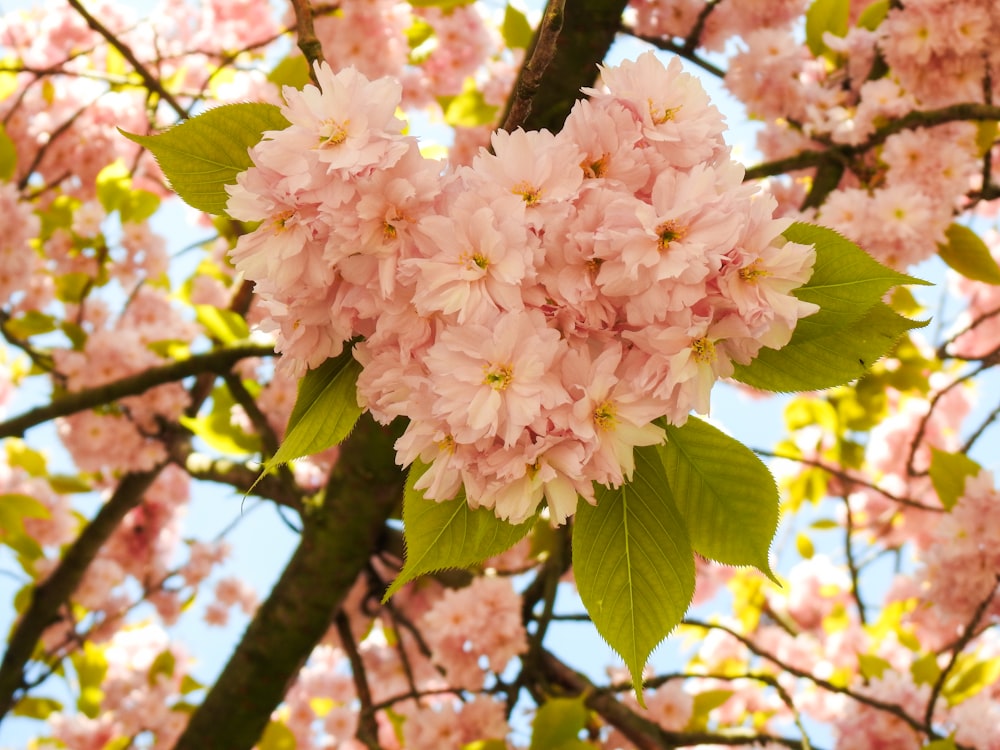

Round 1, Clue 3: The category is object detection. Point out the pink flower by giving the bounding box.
[275,61,408,174]
[587,51,727,168]
[424,309,569,447]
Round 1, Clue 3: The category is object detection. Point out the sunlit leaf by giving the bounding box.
[928,448,980,511]
[268,54,312,91]
[659,417,778,580]
[0,122,18,180]
[573,446,695,705]
[943,654,1000,705]
[258,720,296,750]
[503,4,534,49]
[264,347,363,471]
[529,696,588,750]
[856,0,889,30]
[911,652,942,687]
[120,103,290,215]
[72,642,108,718]
[147,649,176,686]
[194,304,250,344]
[783,222,927,341]
[937,223,1000,285]
[686,689,732,731]
[12,696,62,720]
[383,460,534,600]
[440,87,498,127]
[733,302,928,392]
[805,0,850,56]
[181,383,261,457]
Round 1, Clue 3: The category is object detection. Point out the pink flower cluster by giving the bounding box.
[420,575,527,688]
[226,52,817,524]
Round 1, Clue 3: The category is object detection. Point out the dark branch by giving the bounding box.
[0,344,275,439]
[172,414,406,750]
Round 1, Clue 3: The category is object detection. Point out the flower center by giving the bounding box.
[582,155,608,179]
[271,209,295,233]
[483,363,514,390]
[656,220,686,251]
[738,259,769,282]
[648,99,680,125]
[319,119,349,147]
[512,181,542,205]
[460,251,489,270]
[593,401,616,430]
[691,337,716,364]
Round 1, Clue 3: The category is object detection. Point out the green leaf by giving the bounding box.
[464,741,509,750]
[911,652,942,687]
[264,348,363,472]
[0,122,17,181]
[120,189,160,224]
[55,272,94,304]
[71,642,108,718]
[733,302,928,392]
[0,494,51,540]
[943,654,1000,705]
[47,474,92,494]
[502,4,534,49]
[383,460,534,600]
[923,739,958,750]
[96,160,131,213]
[796,532,815,559]
[783,222,927,341]
[258,720,296,750]
[976,121,997,158]
[268,54,312,91]
[180,384,261,457]
[856,0,889,30]
[12,696,62,719]
[658,417,778,580]
[194,304,250,344]
[686,689,732,731]
[937,223,1000,285]
[805,0,850,56]
[857,654,891,681]
[440,87,498,128]
[928,448,980,511]
[4,310,57,339]
[147,649,176,686]
[530,696,588,750]
[6,439,47,476]
[573,446,695,705]
[119,102,290,215]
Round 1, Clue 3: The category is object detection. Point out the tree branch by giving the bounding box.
[0,465,165,716]
[502,0,566,132]
[0,344,275,439]
[539,649,817,749]
[744,103,1000,182]
[501,0,631,134]
[172,414,406,750]
[65,0,189,119]
[289,0,325,71]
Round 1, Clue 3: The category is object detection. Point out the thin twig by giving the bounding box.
[752,448,941,512]
[923,577,998,732]
[0,344,276,439]
[843,500,867,626]
[289,0,325,71]
[336,612,380,750]
[65,0,189,119]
